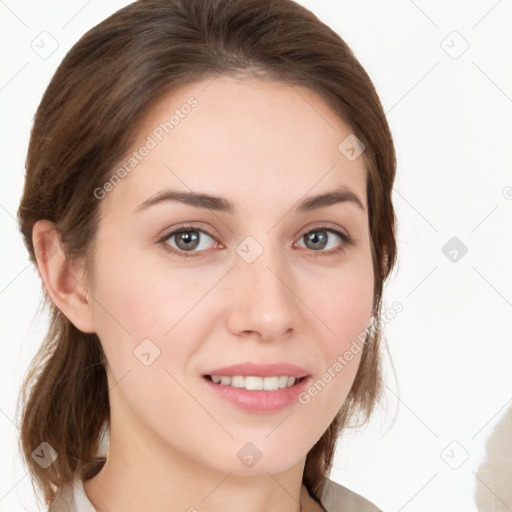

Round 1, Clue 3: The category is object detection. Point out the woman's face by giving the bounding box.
[86,74,374,475]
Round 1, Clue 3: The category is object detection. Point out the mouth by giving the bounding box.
[201,373,311,412]
[202,374,309,390]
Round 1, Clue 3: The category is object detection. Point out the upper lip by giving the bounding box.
[203,362,310,378]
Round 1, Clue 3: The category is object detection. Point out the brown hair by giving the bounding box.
[16,0,397,508]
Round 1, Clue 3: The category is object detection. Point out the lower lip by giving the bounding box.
[201,376,311,413]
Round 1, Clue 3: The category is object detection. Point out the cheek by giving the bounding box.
[89,253,205,432]
[88,245,228,393]
[304,261,374,343]
[90,241,200,341]
[327,278,373,385]
[296,261,373,408]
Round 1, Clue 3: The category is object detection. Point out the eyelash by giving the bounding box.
[156,222,354,260]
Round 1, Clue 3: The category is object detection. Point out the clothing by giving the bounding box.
[49,476,382,511]
[49,478,95,512]
[320,478,383,512]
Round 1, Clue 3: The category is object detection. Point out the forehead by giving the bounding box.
[103,75,368,215]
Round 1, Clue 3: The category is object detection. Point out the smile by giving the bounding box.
[205,374,306,391]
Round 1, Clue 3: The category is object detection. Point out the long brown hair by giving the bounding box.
[16,0,397,508]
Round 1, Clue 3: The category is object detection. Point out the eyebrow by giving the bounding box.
[134,186,365,214]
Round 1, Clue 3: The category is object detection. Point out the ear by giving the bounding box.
[32,219,96,333]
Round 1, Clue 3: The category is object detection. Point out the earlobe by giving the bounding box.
[32,219,96,333]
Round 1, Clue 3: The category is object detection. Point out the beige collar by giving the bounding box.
[300,484,326,512]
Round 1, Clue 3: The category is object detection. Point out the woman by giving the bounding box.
[17,0,397,510]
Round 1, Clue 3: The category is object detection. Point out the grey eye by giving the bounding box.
[298,229,342,251]
[166,229,215,252]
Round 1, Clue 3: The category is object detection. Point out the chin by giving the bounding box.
[228,443,305,476]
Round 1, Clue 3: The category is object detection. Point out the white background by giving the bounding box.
[1,1,511,511]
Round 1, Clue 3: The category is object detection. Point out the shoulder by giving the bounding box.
[320,477,383,512]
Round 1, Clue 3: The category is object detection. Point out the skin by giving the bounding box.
[33,74,374,512]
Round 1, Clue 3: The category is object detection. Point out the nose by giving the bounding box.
[225,244,300,341]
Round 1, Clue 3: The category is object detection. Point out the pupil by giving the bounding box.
[306,231,326,249]
[177,231,199,250]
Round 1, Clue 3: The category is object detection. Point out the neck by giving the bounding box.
[83,400,320,512]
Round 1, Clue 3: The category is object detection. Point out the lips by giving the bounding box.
[202,362,310,378]
[201,372,312,413]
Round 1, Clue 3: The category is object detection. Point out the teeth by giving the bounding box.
[209,375,298,391]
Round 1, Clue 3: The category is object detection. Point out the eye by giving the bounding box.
[294,223,354,256]
[157,225,218,258]
[157,222,353,259]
